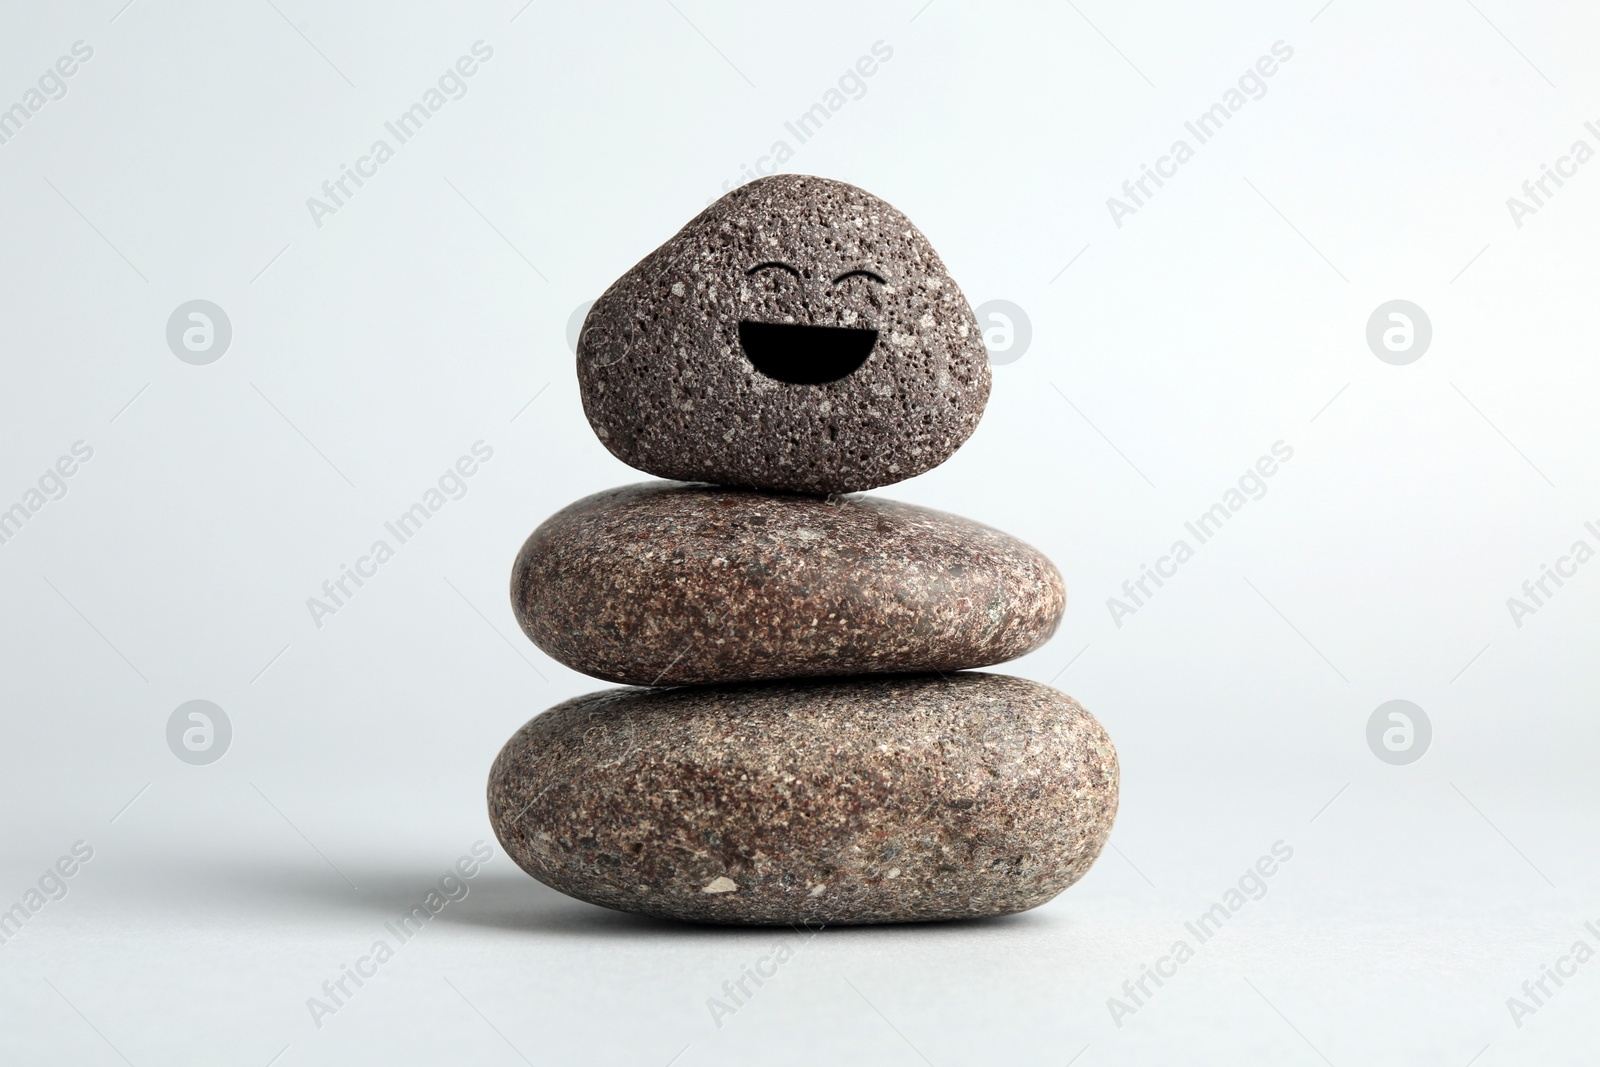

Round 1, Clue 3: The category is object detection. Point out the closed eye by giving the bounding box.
[746,261,802,278]
[832,268,886,285]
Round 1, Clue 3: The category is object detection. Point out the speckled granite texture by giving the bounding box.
[487,673,1118,925]
[511,481,1065,686]
[576,174,991,493]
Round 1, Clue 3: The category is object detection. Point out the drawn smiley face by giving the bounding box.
[737,261,887,385]
[577,174,990,493]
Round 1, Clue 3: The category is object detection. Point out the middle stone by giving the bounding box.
[512,481,1065,686]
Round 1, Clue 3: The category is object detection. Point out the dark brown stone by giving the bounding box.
[487,673,1118,925]
[511,482,1065,686]
[576,174,991,493]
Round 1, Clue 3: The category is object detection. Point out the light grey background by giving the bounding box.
[2,1,1597,1064]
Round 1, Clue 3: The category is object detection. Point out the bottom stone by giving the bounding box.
[487,672,1118,925]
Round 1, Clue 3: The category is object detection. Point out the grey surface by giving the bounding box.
[3,1,1599,1065]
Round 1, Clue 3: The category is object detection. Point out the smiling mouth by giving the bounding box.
[738,321,878,385]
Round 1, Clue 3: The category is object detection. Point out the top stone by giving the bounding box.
[577,175,991,494]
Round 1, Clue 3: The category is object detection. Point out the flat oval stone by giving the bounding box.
[487,673,1118,925]
[511,482,1065,686]
[576,174,991,493]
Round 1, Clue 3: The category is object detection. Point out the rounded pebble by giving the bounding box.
[576,174,991,493]
[487,673,1118,925]
[511,482,1065,686]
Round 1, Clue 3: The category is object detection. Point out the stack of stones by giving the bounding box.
[488,175,1118,925]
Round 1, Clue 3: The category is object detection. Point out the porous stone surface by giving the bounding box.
[487,673,1118,925]
[576,174,991,493]
[512,482,1065,686]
